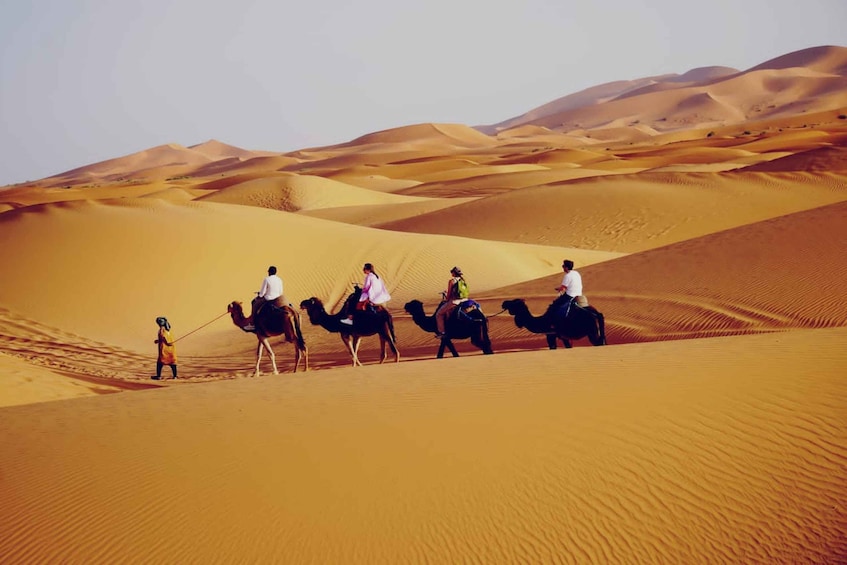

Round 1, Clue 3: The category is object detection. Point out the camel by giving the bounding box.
[403,299,493,358]
[227,301,308,376]
[299,287,399,367]
[501,298,606,349]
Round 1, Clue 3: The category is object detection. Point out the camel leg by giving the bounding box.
[254,340,264,377]
[443,338,459,358]
[294,343,309,372]
[342,335,362,367]
[379,337,387,364]
[351,336,363,367]
[292,343,301,373]
[262,336,279,375]
[379,324,400,363]
[546,333,558,350]
[340,335,355,367]
[388,334,400,363]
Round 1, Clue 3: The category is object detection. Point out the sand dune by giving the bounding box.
[482,74,683,133]
[0,197,619,356]
[487,45,847,137]
[2,44,847,564]
[377,171,847,251]
[188,139,278,160]
[749,44,847,73]
[1,328,844,563]
[0,351,127,407]
[741,144,847,172]
[326,157,480,182]
[197,172,432,212]
[46,143,214,181]
[341,122,498,148]
[393,168,618,198]
[299,197,477,227]
[320,172,422,192]
[483,199,847,351]
[188,154,303,179]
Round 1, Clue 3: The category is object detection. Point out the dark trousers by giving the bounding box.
[157,362,178,378]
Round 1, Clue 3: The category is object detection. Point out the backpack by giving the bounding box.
[455,277,469,299]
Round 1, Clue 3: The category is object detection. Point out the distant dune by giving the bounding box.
[1,45,846,564]
[483,45,847,136]
[196,172,432,212]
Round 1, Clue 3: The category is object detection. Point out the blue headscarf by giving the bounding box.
[155,317,171,331]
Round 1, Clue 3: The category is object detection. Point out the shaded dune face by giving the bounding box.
[1,45,846,564]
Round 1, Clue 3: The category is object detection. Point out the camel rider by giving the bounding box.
[435,266,467,338]
[553,260,589,316]
[341,263,391,325]
[244,265,287,332]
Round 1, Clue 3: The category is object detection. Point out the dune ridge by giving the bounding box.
[196,172,432,212]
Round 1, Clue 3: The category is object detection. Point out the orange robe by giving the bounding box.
[157,328,177,365]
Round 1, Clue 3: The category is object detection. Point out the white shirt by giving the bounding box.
[259,275,283,301]
[561,270,583,297]
[360,272,391,305]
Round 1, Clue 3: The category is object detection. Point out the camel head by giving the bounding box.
[227,301,247,324]
[299,297,323,311]
[299,297,327,323]
[403,300,424,316]
[501,299,527,315]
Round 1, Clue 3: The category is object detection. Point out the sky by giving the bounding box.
[1,0,846,185]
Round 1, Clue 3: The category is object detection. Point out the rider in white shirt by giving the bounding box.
[554,259,590,312]
[244,265,286,331]
[556,260,582,301]
[259,268,283,302]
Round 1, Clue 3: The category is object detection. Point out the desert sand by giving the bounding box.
[1,45,846,562]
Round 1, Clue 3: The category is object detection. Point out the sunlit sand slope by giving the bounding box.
[377,172,847,251]
[0,351,130,408]
[0,198,620,355]
[196,173,432,211]
[484,200,847,348]
[1,327,844,563]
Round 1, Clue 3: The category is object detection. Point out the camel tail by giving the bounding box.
[388,314,397,343]
[597,311,606,345]
[479,316,494,354]
[293,309,307,351]
[592,309,606,346]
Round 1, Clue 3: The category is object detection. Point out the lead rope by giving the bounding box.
[173,311,230,343]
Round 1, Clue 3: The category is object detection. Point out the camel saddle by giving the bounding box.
[256,296,291,317]
[355,302,387,315]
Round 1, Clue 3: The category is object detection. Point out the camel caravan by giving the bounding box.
[227,261,605,375]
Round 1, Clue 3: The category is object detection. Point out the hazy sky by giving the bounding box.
[1,0,845,185]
